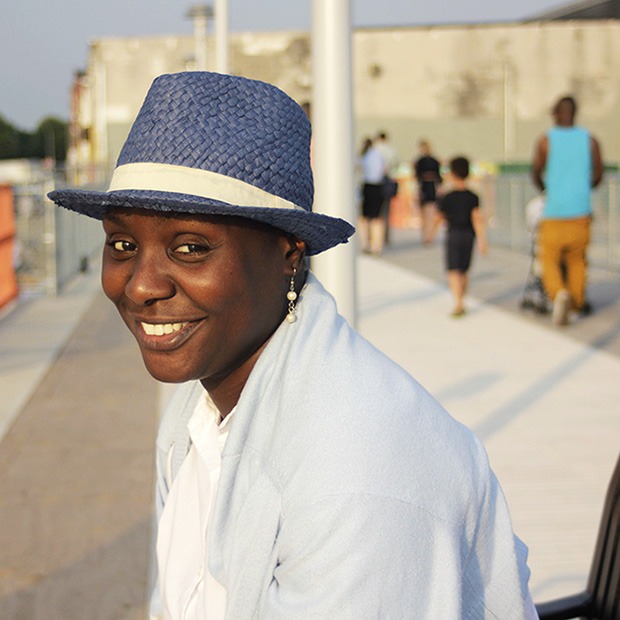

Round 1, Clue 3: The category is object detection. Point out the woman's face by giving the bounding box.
[102,208,298,389]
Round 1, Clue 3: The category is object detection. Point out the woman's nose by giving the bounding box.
[124,252,175,306]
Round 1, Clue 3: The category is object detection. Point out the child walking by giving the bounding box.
[431,156,487,317]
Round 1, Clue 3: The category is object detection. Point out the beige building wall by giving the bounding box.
[81,32,311,179]
[85,35,195,180]
[354,21,620,168]
[74,20,620,180]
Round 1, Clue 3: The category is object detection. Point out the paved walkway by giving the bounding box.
[0,274,158,619]
[1,228,619,618]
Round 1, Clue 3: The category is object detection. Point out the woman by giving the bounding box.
[358,136,386,255]
[49,72,536,619]
[414,140,443,245]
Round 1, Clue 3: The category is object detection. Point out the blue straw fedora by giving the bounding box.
[48,72,354,255]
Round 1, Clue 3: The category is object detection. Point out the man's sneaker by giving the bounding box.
[552,289,571,326]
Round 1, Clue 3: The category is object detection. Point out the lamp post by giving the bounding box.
[214,0,229,73]
[310,0,357,326]
[186,4,214,71]
[502,60,516,162]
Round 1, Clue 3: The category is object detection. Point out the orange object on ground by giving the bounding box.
[389,175,417,229]
[0,184,19,309]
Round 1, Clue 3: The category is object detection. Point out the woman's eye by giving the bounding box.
[175,243,209,254]
[109,240,136,252]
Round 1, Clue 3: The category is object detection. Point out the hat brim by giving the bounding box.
[48,188,355,256]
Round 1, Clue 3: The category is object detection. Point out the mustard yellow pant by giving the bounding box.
[538,217,590,310]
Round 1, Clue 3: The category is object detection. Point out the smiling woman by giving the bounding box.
[101,209,303,405]
[47,72,536,619]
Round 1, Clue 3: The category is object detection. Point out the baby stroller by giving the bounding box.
[520,195,551,314]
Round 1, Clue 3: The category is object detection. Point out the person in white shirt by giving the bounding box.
[49,72,538,620]
[358,136,387,255]
[374,131,399,246]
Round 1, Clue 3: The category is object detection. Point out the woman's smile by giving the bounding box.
[141,320,189,336]
[132,317,204,352]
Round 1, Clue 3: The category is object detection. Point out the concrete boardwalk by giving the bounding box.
[0,277,158,619]
[1,228,619,618]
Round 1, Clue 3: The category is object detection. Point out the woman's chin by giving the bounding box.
[141,357,197,385]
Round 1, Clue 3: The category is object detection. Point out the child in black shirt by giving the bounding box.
[431,156,487,317]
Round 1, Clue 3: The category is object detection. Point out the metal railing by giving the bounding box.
[12,171,620,297]
[14,173,103,296]
[485,173,620,271]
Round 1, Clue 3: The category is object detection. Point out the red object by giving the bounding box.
[0,184,19,309]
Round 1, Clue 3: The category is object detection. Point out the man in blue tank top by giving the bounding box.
[532,96,603,326]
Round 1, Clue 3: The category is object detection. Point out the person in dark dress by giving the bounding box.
[413,140,442,244]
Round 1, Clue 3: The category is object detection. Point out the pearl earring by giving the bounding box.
[286,268,298,323]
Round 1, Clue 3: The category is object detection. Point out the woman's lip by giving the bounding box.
[133,318,204,351]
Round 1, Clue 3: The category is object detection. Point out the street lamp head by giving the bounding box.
[186,4,214,20]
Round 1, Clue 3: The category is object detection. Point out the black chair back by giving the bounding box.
[536,452,620,620]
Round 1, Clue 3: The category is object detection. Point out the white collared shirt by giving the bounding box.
[361,146,386,184]
[156,390,232,620]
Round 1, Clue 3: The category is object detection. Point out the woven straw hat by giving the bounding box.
[48,72,354,255]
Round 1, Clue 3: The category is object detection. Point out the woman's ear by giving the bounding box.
[284,236,307,272]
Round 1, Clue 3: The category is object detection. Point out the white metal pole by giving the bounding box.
[310,0,357,326]
[194,12,208,70]
[214,0,229,74]
[503,62,515,162]
[94,60,108,180]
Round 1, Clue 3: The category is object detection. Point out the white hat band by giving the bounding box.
[108,162,304,212]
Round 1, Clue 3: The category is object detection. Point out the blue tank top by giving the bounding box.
[544,126,592,219]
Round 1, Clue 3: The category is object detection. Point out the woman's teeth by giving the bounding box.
[141,321,189,336]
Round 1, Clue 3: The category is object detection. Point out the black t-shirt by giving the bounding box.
[439,189,479,233]
[414,155,441,181]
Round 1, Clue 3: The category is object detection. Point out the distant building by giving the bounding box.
[67,15,620,183]
[68,31,311,185]
[353,20,619,169]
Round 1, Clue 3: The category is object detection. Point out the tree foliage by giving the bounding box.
[0,115,68,161]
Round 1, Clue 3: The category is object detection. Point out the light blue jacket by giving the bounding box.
[153,274,535,619]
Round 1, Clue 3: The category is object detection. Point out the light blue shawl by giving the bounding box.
[153,274,534,618]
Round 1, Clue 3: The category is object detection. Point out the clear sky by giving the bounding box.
[2,0,567,131]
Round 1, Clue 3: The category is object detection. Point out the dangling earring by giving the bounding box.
[286,268,298,323]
